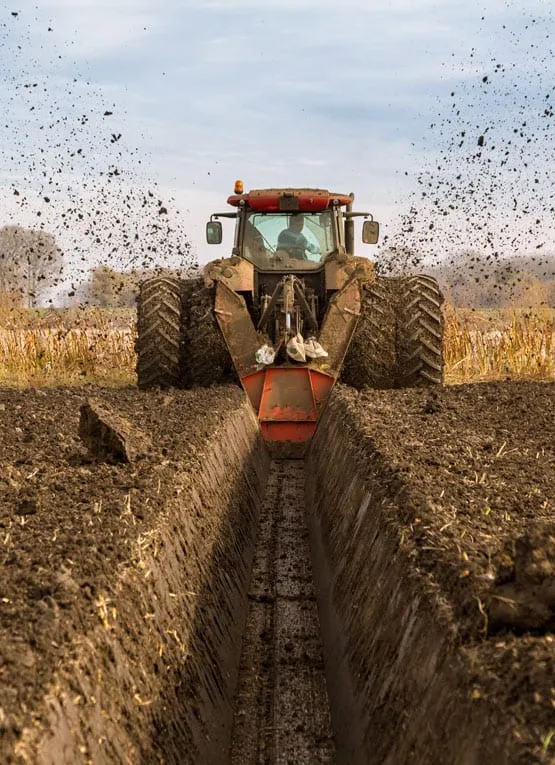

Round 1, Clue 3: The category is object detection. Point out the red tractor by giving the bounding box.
[136,184,444,455]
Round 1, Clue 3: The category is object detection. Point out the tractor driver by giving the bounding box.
[277,214,320,260]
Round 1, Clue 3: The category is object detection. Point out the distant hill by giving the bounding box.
[378,250,555,308]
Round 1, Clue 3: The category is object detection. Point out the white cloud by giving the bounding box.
[15,0,164,57]
[3,0,555,265]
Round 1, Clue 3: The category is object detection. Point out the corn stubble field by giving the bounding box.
[0,303,553,387]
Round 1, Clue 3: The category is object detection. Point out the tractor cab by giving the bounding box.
[206,183,379,271]
[204,184,380,353]
[241,209,335,271]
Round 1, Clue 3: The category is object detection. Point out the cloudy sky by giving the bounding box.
[1,0,555,277]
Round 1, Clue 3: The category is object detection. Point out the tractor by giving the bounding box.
[136,183,444,455]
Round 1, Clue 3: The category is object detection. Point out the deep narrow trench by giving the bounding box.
[230,460,335,764]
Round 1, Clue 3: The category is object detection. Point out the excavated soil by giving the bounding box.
[0,380,553,764]
[0,385,269,763]
[307,381,555,764]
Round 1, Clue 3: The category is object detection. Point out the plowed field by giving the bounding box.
[0,381,553,764]
[308,381,555,764]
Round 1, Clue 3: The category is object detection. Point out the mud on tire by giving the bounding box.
[396,274,444,386]
[184,280,236,388]
[341,277,397,389]
[136,276,185,389]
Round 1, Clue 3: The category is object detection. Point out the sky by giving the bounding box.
[1,0,555,290]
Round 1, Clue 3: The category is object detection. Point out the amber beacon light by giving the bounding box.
[234,179,244,194]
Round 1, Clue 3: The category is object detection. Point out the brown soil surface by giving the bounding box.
[339,381,554,639]
[230,461,334,764]
[0,384,266,763]
[1,380,553,764]
[308,380,554,764]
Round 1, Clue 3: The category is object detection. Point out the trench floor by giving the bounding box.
[230,460,335,764]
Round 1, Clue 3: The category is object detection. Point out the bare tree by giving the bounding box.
[84,266,139,308]
[82,265,199,308]
[0,225,63,307]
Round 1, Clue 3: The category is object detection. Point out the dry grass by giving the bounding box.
[0,309,136,386]
[444,305,554,384]
[0,305,553,388]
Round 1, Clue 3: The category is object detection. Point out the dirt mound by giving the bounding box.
[0,385,268,763]
[307,381,555,764]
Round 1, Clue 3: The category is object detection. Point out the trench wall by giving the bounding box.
[16,399,269,765]
[306,389,511,765]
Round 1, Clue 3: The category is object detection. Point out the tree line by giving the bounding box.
[0,225,62,307]
[1,224,553,310]
[0,225,195,309]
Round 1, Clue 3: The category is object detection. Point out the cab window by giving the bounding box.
[243,211,336,269]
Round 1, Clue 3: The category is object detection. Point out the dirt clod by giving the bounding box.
[78,398,151,462]
[15,497,38,516]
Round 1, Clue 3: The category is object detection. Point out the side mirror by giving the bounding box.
[362,220,379,244]
[206,220,222,244]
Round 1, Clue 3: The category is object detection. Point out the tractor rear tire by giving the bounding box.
[341,277,397,389]
[184,282,237,387]
[136,276,184,389]
[396,274,444,386]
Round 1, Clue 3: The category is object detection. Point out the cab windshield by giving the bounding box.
[243,211,337,270]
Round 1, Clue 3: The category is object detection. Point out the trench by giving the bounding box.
[229,460,334,764]
[15,387,535,764]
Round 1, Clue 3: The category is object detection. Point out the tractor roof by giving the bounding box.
[227,187,353,213]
